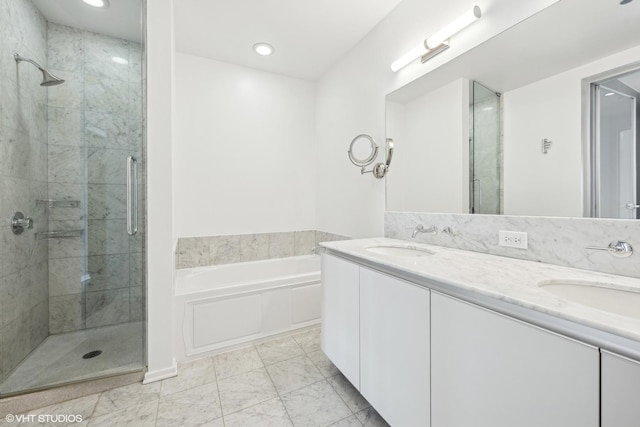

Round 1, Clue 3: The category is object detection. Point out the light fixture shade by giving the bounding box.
[390,43,427,72]
[82,0,110,8]
[390,5,482,73]
[426,5,481,49]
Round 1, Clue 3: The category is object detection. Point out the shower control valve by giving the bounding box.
[11,211,33,235]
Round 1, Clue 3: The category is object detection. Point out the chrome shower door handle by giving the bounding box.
[127,156,138,236]
[625,202,640,210]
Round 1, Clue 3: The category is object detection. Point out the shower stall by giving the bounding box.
[469,81,502,215]
[0,0,145,396]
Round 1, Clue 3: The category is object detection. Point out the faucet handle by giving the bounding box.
[11,212,33,235]
[412,224,438,238]
[585,241,633,258]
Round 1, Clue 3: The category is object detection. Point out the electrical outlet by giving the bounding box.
[498,230,528,249]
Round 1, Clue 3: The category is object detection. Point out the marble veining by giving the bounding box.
[322,237,640,346]
[160,357,216,397]
[223,397,292,427]
[93,381,161,416]
[217,368,278,415]
[265,354,324,395]
[292,328,322,353]
[256,336,305,365]
[156,382,222,427]
[43,22,145,336]
[281,379,352,427]
[213,346,264,380]
[0,1,49,374]
[6,328,389,426]
[176,230,349,269]
[386,212,640,278]
[327,374,371,413]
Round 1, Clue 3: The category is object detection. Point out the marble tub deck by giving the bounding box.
[1,327,389,427]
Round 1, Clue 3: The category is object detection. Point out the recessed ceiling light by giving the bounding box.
[82,0,110,8]
[112,56,128,65]
[253,43,275,56]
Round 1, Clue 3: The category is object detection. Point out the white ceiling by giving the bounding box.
[33,0,142,43]
[173,0,404,81]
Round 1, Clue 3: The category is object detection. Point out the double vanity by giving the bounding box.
[320,238,640,427]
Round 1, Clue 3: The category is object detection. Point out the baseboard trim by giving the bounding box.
[143,360,177,384]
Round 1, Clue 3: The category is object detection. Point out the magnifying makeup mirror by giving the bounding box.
[348,134,393,179]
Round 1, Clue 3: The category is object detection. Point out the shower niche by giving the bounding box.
[0,0,145,396]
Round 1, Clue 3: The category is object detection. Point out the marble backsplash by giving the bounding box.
[385,212,640,278]
[176,230,350,269]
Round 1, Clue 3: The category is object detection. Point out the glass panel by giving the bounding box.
[0,0,145,396]
[596,85,637,219]
[470,81,502,214]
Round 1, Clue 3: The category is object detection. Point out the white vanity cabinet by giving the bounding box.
[430,292,600,427]
[321,254,360,387]
[360,267,430,427]
[321,254,431,426]
[601,351,640,427]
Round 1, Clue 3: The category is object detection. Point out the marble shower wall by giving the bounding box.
[470,83,502,215]
[385,212,640,278]
[46,23,143,333]
[176,231,350,269]
[0,1,50,382]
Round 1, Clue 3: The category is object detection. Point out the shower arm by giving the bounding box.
[14,53,45,71]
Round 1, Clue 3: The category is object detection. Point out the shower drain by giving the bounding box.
[82,350,103,359]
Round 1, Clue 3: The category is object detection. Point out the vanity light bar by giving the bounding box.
[391,5,482,72]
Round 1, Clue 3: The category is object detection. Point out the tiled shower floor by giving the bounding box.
[0,322,143,396]
[3,327,390,426]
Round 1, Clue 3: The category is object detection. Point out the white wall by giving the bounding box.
[173,54,316,237]
[387,79,469,213]
[503,45,640,217]
[145,0,177,382]
[314,0,559,238]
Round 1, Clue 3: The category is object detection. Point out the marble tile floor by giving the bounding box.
[1,322,143,396]
[1,327,390,426]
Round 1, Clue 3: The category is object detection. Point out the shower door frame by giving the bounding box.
[582,62,640,218]
[592,85,636,218]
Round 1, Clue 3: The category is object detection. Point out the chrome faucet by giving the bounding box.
[412,224,437,238]
[584,241,633,258]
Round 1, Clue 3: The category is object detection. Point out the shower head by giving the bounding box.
[40,69,65,87]
[14,53,65,87]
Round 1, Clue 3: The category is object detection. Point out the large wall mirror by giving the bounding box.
[386,0,640,219]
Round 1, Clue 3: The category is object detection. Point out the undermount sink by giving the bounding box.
[539,280,640,320]
[365,244,434,257]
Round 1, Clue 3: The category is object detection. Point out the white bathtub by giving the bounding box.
[174,255,321,360]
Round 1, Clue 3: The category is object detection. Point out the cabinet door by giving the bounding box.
[321,254,360,387]
[601,351,640,427]
[431,292,599,427]
[360,268,430,427]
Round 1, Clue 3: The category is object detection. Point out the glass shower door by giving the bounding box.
[0,0,145,396]
[470,81,502,214]
[594,84,637,219]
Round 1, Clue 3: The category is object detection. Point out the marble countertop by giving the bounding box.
[321,237,640,350]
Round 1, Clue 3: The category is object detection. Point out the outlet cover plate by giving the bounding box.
[498,230,528,249]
